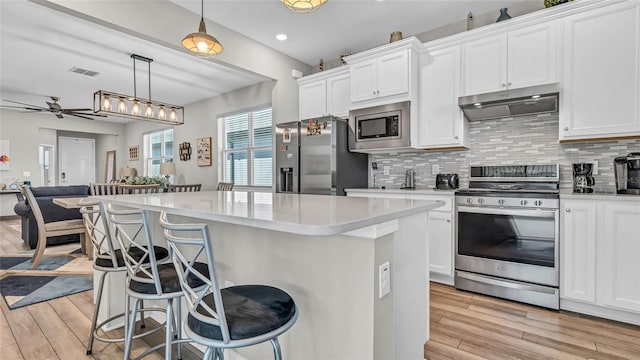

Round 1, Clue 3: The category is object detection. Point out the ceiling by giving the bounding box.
[0,0,531,124]
[0,0,269,124]
[172,0,531,66]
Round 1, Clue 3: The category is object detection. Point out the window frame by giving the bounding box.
[220,106,273,188]
[143,127,174,177]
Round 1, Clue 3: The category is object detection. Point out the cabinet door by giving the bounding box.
[350,58,378,103]
[427,211,453,276]
[377,50,409,98]
[418,46,465,148]
[560,2,640,140]
[507,22,558,89]
[560,200,597,303]
[299,80,327,120]
[462,34,507,95]
[599,202,640,312]
[327,73,350,118]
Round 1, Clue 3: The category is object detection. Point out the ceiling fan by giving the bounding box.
[0,96,108,120]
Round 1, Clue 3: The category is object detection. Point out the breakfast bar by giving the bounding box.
[93,190,442,360]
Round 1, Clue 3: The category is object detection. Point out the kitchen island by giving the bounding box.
[94,191,442,360]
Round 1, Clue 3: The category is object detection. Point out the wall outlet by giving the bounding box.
[431,164,440,175]
[378,262,390,299]
[383,166,390,175]
[224,280,235,288]
[23,171,31,177]
[591,161,599,175]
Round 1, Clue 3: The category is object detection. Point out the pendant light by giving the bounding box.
[280,0,327,13]
[181,0,223,58]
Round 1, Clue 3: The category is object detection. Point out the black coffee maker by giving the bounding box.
[572,163,595,193]
[614,152,640,195]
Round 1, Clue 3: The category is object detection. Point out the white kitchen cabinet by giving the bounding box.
[417,45,468,149]
[462,22,558,95]
[298,67,350,119]
[560,199,597,303]
[600,202,640,312]
[350,50,409,103]
[560,196,640,324]
[559,1,640,141]
[346,190,454,284]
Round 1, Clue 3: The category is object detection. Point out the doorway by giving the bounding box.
[58,137,95,185]
[38,144,55,186]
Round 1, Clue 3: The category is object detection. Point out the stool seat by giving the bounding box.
[188,285,296,341]
[129,262,208,294]
[94,246,169,269]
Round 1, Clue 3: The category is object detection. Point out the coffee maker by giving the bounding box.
[572,163,595,193]
[614,152,640,195]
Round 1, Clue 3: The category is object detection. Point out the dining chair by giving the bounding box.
[216,182,234,191]
[81,201,170,355]
[107,205,207,360]
[90,182,120,196]
[22,186,87,269]
[159,211,298,360]
[168,184,202,192]
[118,184,161,194]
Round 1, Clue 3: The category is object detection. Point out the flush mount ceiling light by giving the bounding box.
[182,0,223,58]
[280,0,327,13]
[93,54,184,125]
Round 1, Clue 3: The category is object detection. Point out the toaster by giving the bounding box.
[436,173,459,190]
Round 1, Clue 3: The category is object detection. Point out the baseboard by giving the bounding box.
[560,299,640,326]
[429,272,454,286]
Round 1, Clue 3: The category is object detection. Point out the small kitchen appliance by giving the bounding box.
[614,152,640,195]
[436,173,459,190]
[572,163,595,193]
[348,101,411,152]
[401,169,415,189]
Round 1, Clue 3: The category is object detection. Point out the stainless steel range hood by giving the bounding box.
[458,83,559,121]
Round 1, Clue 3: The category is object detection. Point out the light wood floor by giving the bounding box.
[2,218,640,359]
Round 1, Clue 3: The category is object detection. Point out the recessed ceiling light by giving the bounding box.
[276,34,288,41]
[532,95,541,99]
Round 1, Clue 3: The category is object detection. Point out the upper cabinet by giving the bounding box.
[346,37,421,108]
[298,67,350,120]
[462,22,558,95]
[417,45,468,149]
[559,1,640,141]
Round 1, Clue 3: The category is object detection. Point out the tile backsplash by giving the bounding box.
[370,114,639,191]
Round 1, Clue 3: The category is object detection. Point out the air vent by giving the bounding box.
[68,67,100,77]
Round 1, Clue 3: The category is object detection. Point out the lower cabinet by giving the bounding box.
[346,190,454,284]
[561,198,640,323]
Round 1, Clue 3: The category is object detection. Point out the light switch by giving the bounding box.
[23,171,31,177]
[379,262,390,298]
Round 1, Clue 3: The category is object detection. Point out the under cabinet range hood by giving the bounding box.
[458,83,559,121]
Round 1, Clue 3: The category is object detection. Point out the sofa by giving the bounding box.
[13,185,90,249]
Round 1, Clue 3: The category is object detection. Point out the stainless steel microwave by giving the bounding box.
[348,101,411,151]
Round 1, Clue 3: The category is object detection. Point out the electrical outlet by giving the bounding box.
[224,280,235,288]
[591,161,599,175]
[383,166,390,175]
[378,262,390,299]
[23,171,31,177]
[431,164,440,174]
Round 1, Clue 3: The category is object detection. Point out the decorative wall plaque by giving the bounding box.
[196,137,212,166]
[179,142,192,161]
[128,145,139,161]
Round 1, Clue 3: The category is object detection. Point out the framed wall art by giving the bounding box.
[128,145,139,161]
[196,137,212,166]
[0,140,10,171]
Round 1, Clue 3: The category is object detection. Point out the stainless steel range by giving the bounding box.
[455,164,560,309]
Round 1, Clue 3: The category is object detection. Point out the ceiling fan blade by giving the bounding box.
[61,108,92,112]
[66,113,96,121]
[0,105,45,111]
[1,99,49,110]
[62,110,108,118]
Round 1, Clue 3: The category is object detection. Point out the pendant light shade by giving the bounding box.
[280,0,327,13]
[182,0,223,58]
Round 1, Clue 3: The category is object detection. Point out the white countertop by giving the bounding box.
[93,191,442,236]
[345,188,457,195]
[560,191,640,202]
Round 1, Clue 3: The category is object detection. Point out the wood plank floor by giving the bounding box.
[2,218,640,359]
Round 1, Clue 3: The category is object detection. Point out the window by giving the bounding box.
[221,107,272,187]
[144,128,173,176]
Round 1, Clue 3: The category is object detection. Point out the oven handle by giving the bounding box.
[457,206,557,218]
[456,271,556,294]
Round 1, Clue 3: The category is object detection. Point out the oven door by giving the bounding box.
[455,205,559,287]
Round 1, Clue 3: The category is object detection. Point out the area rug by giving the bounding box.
[0,274,93,309]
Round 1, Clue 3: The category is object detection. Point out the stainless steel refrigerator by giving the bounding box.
[275,116,368,195]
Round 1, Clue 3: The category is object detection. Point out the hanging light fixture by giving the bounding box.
[181,0,223,58]
[280,0,327,13]
[93,54,184,125]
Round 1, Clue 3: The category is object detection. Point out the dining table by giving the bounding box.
[52,197,98,259]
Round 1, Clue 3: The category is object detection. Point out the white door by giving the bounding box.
[427,211,453,276]
[326,73,350,118]
[299,80,327,120]
[349,58,378,103]
[462,34,507,95]
[38,144,55,186]
[377,50,409,98]
[59,137,95,185]
[507,21,558,89]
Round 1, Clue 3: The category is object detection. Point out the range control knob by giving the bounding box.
[534,200,543,206]
[466,197,473,204]
[477,198,485,204]
[497,199,505,205]
[520,200,528,206]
